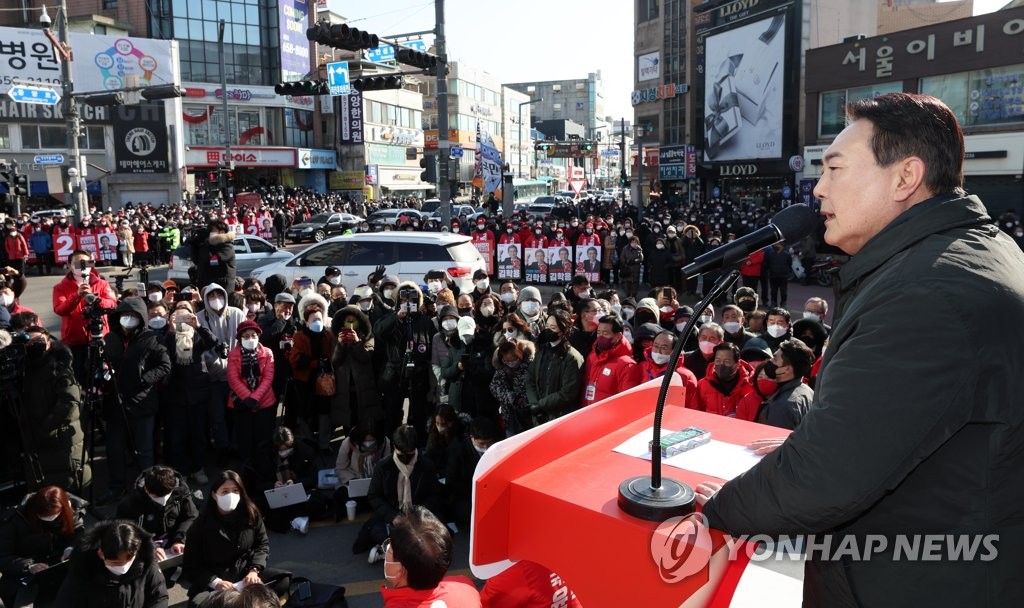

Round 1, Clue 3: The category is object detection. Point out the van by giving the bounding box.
[249,232,486,295]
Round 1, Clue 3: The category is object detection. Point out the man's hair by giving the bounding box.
[143,466,178,495]
[766,307,791,324]
[391,505,453,590]
[69,249,92,261]
[749,310,767,322]
[209,219,230,233]
[713,342,741,363]
[846,93,965,196]
[778,338,816,378]
[805,297,829,316]
[570,274,590,287]
[720,304,745,319]
[393,425,418,453]
[469,416,501,442]
[99,521,143,559]
[598,314,623,334]
[698,322,725,341]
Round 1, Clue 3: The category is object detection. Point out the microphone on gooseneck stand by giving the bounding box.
[618,204,819,522]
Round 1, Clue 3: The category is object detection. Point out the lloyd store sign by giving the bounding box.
[720,164,759,176]
[185,146,298,168]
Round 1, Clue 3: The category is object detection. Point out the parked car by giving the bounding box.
[249,232,486,296]
[286,212,364,243]
[366,208,425,227]
[526,203,555,219]
[167,234,293,285]
[428,204,480,223]
[29,208,68,222]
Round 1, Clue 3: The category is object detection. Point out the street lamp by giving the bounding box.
[518,98,542,178]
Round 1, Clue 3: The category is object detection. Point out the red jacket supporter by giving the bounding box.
[52,270,118,347]
[637,347,699,409]
[133,230,149,253]
[480,561,582,608]
[226,342,276,410]
[497,230,521,246]
[582,335,640,406]
[381,575,481,607]
[735,375,779,421]
[692,359,756,417]
[4,233,29,261]
[740,248,765,278]
[524,234,547,250]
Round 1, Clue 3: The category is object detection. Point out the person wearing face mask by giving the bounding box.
[187,220,236,293]
[637,329,699,409]
[440,315,495,419]
[692,343,755,417]
[379,505,480,607]
[718,304,755,349]
[471,220,496,276]
[429,305,461,407]
[115,466,198,562]
[378,275,401,311]
[10,325,88,490]
[184,472,289,607]
[445,417,500,524]
[28,221,53,276]
[101,297,171,501]
[374,283,436,440]
[317,266,344,290]
[287,294,335,450]
[245,426,319,535]
[753,339,815,430]
[580,315,639,408]
[515,286,546,337]
[662,225,686,293]
[227,322,277,465]
[802,296,832,334]
[334,419,392,516]
[469,269,493,303]
[497,280,519,308]
[563,275,593,311]
[55,520,167,608]
[361,426,442,562]
[423,405,463,479]
[568,298,603,358]
[473,293,503,337]
[330,305,382,432]
[747,306,793,353]
[198,283,245,463]
[350,283,387,326]
[682,323,724,382]
[53,250,118,384]
[490,339,536,437]
[0,485,85,607]
[764,242,793,308]
[3,221,29,276]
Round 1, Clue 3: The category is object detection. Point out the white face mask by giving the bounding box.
[767,324,788,338]
[247,303,261,313]
[215,491,241,512]
[149,492,171,507]
[476,279,490,290]
[499,292,516,304]
[207,297,225,311]
[503,330,518,341]
[148,316,167,330]
[479,305,494,318]
[427,281,442,294]
[723,321,743,334]
[611,304,622,315]
[0,294,14,307]
[278,448,294,458]
[699,315,713,325]
[441,319,457,332]
[148,292,162,303]
[675,322,687,332]
[803,311,821,323]
[472,442,489,455]
[120,315,140,330]
[650,351,671,366]
[520,301,539,316]
[328,276,342,286]
[38,512,60,522]
[383,288,395,300]
[358,301,372,311]
[621,307,635,320]
[241,337,259,350]
[105,557,135,576]
[698,340,717,356]
[299,288,313,298]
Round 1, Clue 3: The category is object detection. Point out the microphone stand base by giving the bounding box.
[618,476,696,522]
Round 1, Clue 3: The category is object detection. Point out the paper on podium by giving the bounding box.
[612,427,764,481]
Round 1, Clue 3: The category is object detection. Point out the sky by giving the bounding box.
[327,0,1008,122]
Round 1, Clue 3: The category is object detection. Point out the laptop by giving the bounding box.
[264,484,309,509]
[346,477,372,498]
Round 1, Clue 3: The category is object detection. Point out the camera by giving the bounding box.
[0,332,29,385]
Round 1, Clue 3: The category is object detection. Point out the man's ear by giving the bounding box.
[893,156,927,203]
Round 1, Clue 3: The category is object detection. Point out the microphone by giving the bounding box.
[681,204,819,278]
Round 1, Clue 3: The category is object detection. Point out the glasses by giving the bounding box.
[381,538,392,555]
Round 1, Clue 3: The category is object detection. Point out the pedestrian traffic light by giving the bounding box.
[352,75,403,92]
[275,80,329,96]
[420,155,437,183]
[396,47,440,74]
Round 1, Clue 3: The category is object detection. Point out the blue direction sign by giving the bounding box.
[367,39,427,64]
[326,61,350,96]
[7,85,60,106]
[450,147,464,159]
[34,154,65,165]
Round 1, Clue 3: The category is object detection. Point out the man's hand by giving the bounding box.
[213,579,234,591]
[3,266,18,276]
[748,437,787,455]
[274,481,284,488]
[695,481,723,506]
[155,547,167,561]
[243,570,261,586]
[78,283,92,297]
[168,543,185,555]
[28,563,48,574]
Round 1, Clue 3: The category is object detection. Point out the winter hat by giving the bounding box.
[518,286,542,304]
[236,320,262,340]
[298,293,329,321]
[673,306,694,322]
[438,305,459,320]
[457,315,476,337]
[381,274,400,288]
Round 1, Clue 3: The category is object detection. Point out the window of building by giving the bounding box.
[170,0,277,86]
[0,125,9,150]
[526,85,535,94]
[80,126,105,150]
[819,82,902,138]
[102,0,118,8]
[553,103,562,112]
[575,82,585,92]
[921,64,1024,127]
[39,126,64,149]
[638,0,659,22]
[552,84,561,93]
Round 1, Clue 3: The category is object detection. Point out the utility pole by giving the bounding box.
[435,0,451,227]
[620,116,627,210]
[56,0,85,221]
[218,20,232,202]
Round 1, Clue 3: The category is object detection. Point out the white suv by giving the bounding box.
[249,232,486,295]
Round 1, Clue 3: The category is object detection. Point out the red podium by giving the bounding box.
[470,377,790,607]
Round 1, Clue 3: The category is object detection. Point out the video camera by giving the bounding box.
[0,331,29,386]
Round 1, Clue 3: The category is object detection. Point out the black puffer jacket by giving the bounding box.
[55,520,168,608]
[0,494,85,579]
[103,298,172,417]
[330,305,382,428]
[182,506,269,594]
[189,229,236,292]
[114,470,198,546]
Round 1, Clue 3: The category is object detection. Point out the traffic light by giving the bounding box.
[274,80,329,96]
[352,75,403,92]
[307,20,379,52]
[0,162,11,204]
[583,142,593,152]
[140,84,184,100]
[396,47,439,74]
[419,155,437,183]
[10,167,27,199]
[82,92,125,106]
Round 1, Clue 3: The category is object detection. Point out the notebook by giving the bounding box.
[346,477,372,498]
[264,484,309,508]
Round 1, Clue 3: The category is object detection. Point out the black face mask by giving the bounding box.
[458,308,472,317]
[26,342,46,359]
[763,361,779,380]
[397,452,415,465]
[537,328,559,344]
[715,364,736,380]
[738,301,756,314]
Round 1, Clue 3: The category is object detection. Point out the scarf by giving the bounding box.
[174,324,194,365]
[242,347,261,390]
[393,450,417,512]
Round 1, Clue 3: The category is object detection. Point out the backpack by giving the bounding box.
[285,576,348,607]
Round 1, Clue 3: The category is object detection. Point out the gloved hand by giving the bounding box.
[367,264,387,285]
[241,397,259,411]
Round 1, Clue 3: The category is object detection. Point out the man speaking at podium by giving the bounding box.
[696,93,1024,606]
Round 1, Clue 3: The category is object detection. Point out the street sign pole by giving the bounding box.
[435,0,451,227]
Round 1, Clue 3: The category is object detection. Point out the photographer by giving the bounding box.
[52,250,118,385]
[102,297,172,501]
[14,326,89,490]
[188,220,237,292]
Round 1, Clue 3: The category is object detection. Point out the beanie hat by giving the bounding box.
[236,320,262,340]
[519,286,542,304]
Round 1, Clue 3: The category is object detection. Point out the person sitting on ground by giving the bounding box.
[115,465,198,561]
[444,417,500,525]
[381,505,481,607]
[243,426,317,535]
